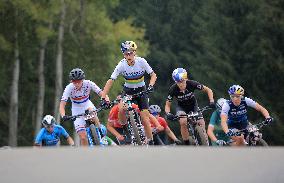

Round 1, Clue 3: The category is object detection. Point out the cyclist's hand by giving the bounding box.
[174,139,182,145]
[215,139,226,146]
[61,115,70,122]
[264,117,273,125]
[226,129,237,137]
[100,98,110,108]
[147,85,154,92]
[209,102,216,109]
[166,112,175,121]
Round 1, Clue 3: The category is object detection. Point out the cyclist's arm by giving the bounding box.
[221,114,229,134]
[165,100,172,114]
[149,114,164,131]
[34,129,44,147]
[102,79,114,98]
[254,103,270,118]
[202,85,214,103]
[59,101,67,117]
[67,136,75,146]
[164,127,179,141]
[149,72,157,86]
[106,121,123,139]
[207,111,218,142]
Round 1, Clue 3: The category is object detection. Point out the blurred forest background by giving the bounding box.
[0,0,283,146]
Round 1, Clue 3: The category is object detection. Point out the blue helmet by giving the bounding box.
[120,41,137,53]
[149,105,161,115]
[172,68,187,82]
[99,124,107,137]
[228,85,244,95]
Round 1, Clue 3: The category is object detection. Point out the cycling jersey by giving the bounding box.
[61,80,102,133]
[167,80,203,112]
[101,136,117,146]
[221,97,257,129]
[209,110,229,145]
[108,104,140,128]
[34,125,69,146]
[110,57,153,88]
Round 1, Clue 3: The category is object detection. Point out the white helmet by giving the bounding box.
[149,105,161,114]
[216,98,226,111]
[42,115,56,128]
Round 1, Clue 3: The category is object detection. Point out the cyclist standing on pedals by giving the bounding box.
[149,105,182,145]
[34,115,74,147]
[106,96,163,145]
[60,68,106,146]
[101,41,157,145]
[165,68,215,145]
[207,98,230,146]
[221,85,273,146]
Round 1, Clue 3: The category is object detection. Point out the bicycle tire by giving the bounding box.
[129,111,143,145]
[195,125,209,146]
[256,139,268,146]
[90,124,101,146]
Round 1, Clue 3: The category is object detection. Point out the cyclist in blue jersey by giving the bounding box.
[207,98,230,146]
[221,85,273,146]
[34,115,74,147]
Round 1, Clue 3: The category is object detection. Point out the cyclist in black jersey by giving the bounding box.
[164,68,215,145]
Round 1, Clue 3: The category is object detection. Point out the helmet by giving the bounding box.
[42,115,56,128]
[99,124,107,137]
[172,68,187,82]
[120,41,137,53]
[228,85,244,95]
[216,98,226,111]
[149,105,161,115]
[69,68,85,80]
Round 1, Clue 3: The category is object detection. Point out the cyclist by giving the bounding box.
[34,115,74,147]
[101,41,157,145]
[165,68,215,145]
[220,85,273,146]
[107,97,163,145]
[60,68,106,146]
[149,105,182,145]
[207,98,230,146]
[97,124,117,146]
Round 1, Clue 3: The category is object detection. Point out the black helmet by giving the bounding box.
[69,68,85,80]
[42,115,56,128]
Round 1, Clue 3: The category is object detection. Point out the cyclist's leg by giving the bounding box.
[176,106,190,144]
[74,118,88,146]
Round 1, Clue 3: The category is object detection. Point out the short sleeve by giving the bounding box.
[110,61,123,80]
[61,84,72,102]
[34,128,45,144]
[245,97,257,109]
[141,58,153,74]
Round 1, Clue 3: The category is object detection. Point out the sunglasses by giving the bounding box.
[123,51,134,56]
[230,95,242,99]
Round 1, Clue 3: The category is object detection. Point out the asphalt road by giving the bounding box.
[0,146,283,183]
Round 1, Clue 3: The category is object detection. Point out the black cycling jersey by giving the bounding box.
[167,80,203,108]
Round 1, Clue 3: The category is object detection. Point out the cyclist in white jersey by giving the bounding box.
[101,41,157,145]
[60,68,106,146]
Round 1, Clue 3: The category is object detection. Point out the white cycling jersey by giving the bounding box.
[61,80,102,133]
[221,97,257,115]
[110,57,153,88]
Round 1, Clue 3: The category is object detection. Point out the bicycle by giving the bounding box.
[173,106,213,146]
[232,121,269,146]
[63,99,119,146]
[119,89,153,146]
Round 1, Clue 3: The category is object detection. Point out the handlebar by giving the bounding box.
[234,121,266,136]
[173,106,213,120]
[121,88,153,103]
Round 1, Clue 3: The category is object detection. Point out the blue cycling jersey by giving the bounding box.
[35,125,70,146]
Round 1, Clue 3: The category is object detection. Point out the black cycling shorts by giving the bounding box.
[122,86,149,111]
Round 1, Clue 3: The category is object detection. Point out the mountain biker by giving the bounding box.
[207,98,230,146]
[107,97,163,145]
[165,68,215,145]
[101,41,157,145]
[59,68,106,146]
[97,124,117,146]
[34,115,74,147]
[220,85,273,146]
[149,105,182,145]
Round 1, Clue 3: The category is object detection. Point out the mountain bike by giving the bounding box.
[119,89,153,146]
[233,121,269,146]
[173,106,212,146]
[63,99,119,146]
